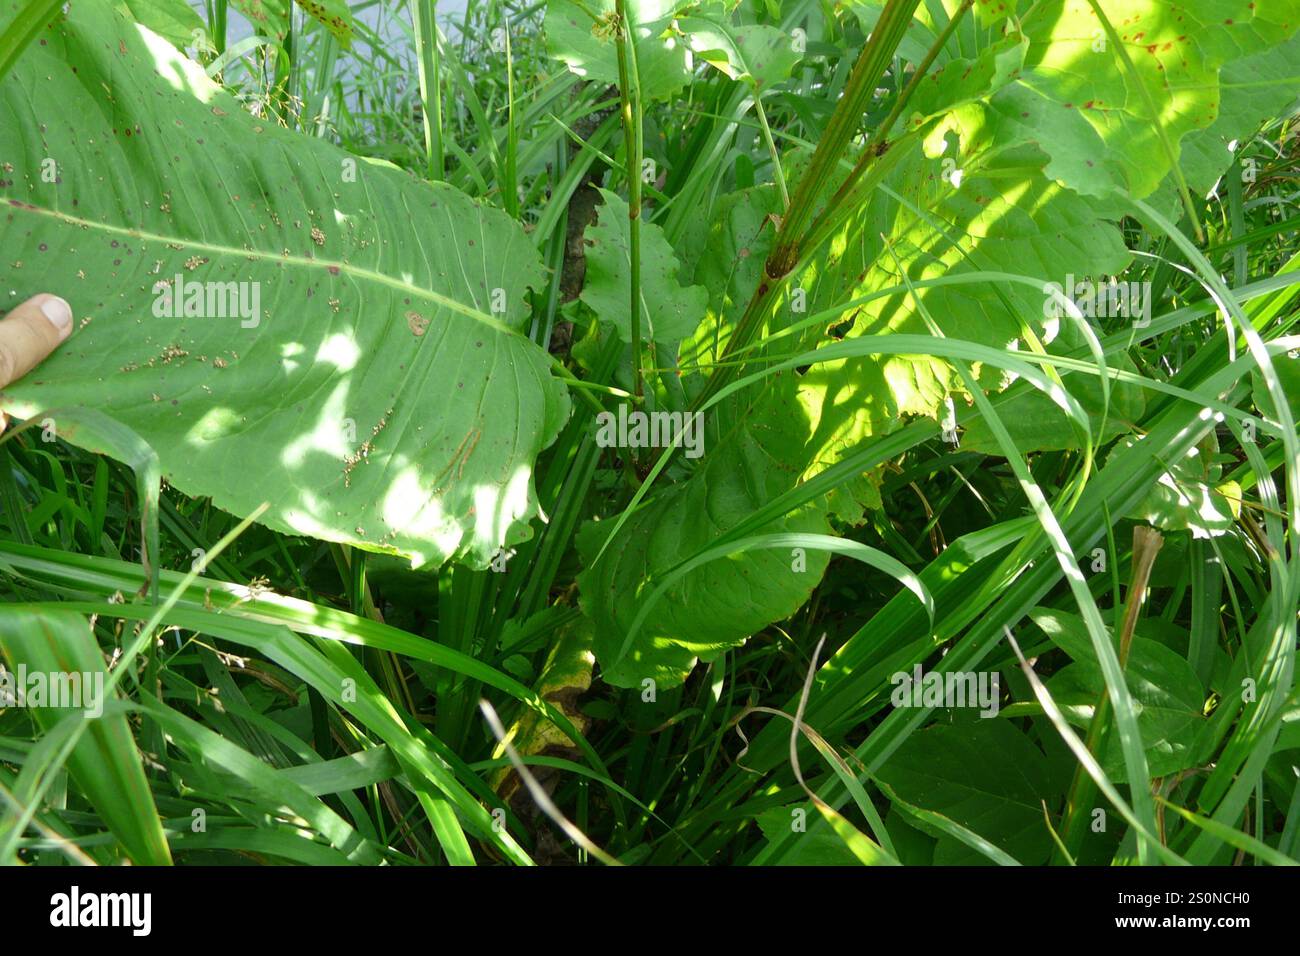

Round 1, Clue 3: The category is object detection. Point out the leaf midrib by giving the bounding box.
[4,197,521,338]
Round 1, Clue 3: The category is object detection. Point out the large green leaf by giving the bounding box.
[873,719,1061,865]
[228,0,355,46]
[678,14,803,90]
[905,33,1029,122]
[755,806,865,865]
[545,0,806,101]
[874,2,1300,202]
[571,180,849,687]
[778,132,1128,518]
[1010,0,1300,200]
[961,316,1147,455]
[577,381,833,688]
[228,0,290,39]
[115,0,205,49]
[581,188,708,346]
[1252,348,1300,426]
[291,0,355,47]
[1029,608,1207,777]
[1180,30,1300,193]
[0,1,570,569]
[1114,430,1242,538]
[544,0,693,101]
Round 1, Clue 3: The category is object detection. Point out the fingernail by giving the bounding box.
[39,296,73,339]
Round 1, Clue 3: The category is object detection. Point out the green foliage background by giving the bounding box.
[0,0,1297,866]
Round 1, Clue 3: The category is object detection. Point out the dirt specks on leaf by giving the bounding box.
[159,343,189,364]
[342,409,393,487]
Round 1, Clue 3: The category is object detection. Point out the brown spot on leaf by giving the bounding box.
[407,311,429,336]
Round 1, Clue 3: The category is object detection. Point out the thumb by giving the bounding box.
[0,293,74,433]
[0,293,73,389]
